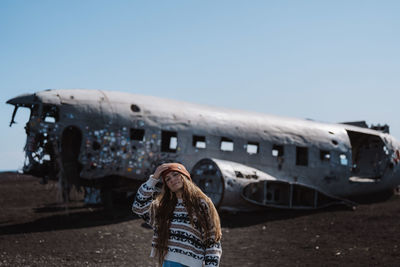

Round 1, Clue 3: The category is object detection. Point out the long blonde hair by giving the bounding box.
[153,174,222,265]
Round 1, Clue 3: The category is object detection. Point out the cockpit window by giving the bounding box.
[9,105,31,127]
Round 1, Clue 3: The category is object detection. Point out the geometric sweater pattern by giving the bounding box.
[132,177,222,267]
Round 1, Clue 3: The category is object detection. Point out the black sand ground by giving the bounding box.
[0,172,399,266]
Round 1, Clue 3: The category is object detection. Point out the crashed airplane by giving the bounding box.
[7,89,400,211]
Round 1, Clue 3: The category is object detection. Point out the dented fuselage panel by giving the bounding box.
[6,89,400,210]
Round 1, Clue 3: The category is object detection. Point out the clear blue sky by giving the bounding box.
[1,0,399,171]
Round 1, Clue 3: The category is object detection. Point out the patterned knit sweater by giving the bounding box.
[132,176,222,267]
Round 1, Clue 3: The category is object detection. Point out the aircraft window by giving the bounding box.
[193,135,206,149]
[130,128,145,141]
[41,105,59,123]
[220,137,234,152]
[340,154,348,166]
[247,142,259,154]
[320,150,331,161]
[170,137,178,150]
[161,131,178,152]
[296,146,308,166]
[44,116,56,123]
[131,104,140,112]
[272,145,284,157]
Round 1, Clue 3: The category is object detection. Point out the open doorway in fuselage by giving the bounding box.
[346,130,388,181]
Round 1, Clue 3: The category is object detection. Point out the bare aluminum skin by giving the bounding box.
[7,89,400,210]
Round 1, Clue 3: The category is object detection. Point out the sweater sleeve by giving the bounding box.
[201,200,222,267]
[131,176,159,226]
[204,238,222,267]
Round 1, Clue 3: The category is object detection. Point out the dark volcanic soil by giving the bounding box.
[0,172,399,267]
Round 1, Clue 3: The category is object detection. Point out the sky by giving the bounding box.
[1,0,399,171]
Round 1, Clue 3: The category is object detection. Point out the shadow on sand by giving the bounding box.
[0,202,138,236]
[219,204,353,228]
[2,193,394,235]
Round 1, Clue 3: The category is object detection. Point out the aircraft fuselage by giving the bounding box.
[7,89,400,209]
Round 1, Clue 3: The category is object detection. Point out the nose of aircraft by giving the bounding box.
[6,93,37,105]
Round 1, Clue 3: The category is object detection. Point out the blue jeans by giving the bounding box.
[162,260,188,267]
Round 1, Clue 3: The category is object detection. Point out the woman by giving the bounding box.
[132,163,222,267]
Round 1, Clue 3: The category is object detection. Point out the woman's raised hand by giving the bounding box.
[153,163,171,180]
